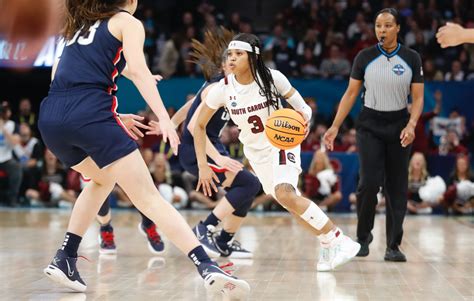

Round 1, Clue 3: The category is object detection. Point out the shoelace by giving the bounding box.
[145,225,162,243]
[101,231,115,247]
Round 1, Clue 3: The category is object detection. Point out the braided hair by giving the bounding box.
[231,33,281,111]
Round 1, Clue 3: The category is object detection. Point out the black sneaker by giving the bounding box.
[356,233,373,257]
[43,249,86,292]
[138,223,165,254]
[384,247,407,262]
[192,222,220,258]
[215,239,253,259]
[197,261,250,299]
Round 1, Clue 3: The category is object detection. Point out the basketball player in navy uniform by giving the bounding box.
[39,0,249,297]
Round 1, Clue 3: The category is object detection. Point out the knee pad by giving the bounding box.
[225,170,261,217]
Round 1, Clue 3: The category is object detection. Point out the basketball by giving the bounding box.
[265,108,306,150]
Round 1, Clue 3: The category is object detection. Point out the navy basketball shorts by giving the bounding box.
[178,142,228,183]
[38,89,138,168]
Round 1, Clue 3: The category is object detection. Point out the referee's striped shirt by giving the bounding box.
[351,43,424,111]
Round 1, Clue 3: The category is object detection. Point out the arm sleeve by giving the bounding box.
[350,51,365,80]
[411,51,424,83]
[205,82,226,110]
[271,69,292,96]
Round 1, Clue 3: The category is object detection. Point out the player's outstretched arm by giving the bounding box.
[114,13,179,154]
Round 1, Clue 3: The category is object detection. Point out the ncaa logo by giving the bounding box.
[231,101,237,107]
[392,64,405,75]
[287,152,296,163]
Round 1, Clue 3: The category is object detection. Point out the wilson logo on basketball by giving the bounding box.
[224,282,236,290]
[274,120,301,132]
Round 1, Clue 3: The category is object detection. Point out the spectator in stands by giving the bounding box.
[13,123,43,168]
[320,44,351,79]
[444,60,465,81]
[441,154,474,214]
[25,148,76,207]
[334,128,357,153]
[296,28,323,65]
[273,36,298,76]
[438,128,468,155]
[298,47,319,78]
[0,101,22,206]
[143,8,157,67]
[263,24,295,51]
[303,150,342,211]
[422,59,444,81]
[158,33,183,78]
[151,153,188,209]
[407,152,442,214]
[411,89,441,154]
[14,98,38,135]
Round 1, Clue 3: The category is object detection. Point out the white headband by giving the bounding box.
[228,40,260,54]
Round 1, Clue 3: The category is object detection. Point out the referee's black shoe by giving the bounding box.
[384,247,407,262]
[356,233,373,257]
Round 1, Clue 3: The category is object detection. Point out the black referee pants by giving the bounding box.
[355,107,411,249]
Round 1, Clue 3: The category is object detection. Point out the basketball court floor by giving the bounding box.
[1,209,472,300]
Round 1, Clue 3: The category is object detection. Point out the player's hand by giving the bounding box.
[146,120,162,136]
[436,22,465,48]
[155,119,180,155]
[400,124,415,147]
[215,155,243,174]
[297,111,310,139]
[118,113,152,140]
[323,126,339,151]
[196,165,220,197]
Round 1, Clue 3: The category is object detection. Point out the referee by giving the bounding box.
[323,8,424,262]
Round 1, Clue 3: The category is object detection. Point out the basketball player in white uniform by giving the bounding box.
[194,33,361,272]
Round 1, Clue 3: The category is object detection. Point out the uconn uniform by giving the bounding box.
[178,76,230,180]
[38,20,136,168]
[206,69,302,197]
[351,43,423,250]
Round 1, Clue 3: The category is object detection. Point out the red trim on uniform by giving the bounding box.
[111,96,135,139]
[279,150,286,165]
[208,163,228,173]
[224,76,228,85]
[335,230,341,237]
[107,47,134,138]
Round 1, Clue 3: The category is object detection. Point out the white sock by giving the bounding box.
[300,202,329,230]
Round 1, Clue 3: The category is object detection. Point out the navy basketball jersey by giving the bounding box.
[181,75,230,153]
[51,19,126,94]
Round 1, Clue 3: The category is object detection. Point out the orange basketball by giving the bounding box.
[265,108,306,150]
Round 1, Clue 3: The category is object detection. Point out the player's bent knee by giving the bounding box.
[227,170,260,217]
[274,183,298,209]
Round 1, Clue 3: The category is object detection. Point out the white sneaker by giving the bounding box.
[317,235,360,272]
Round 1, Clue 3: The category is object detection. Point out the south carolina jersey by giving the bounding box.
[51,19,125,94]
[181,75,230,154]
[205,69,292,163]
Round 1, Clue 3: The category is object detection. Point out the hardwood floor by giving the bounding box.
[1,209,472,300]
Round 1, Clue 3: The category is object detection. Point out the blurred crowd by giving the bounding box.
[1,93,472,215]
[136,0,474,80]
